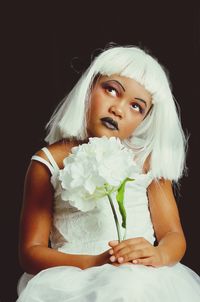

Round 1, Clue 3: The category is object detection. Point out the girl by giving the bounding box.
[17,45,200,301]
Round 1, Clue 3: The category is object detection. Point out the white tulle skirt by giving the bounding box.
[17,262,200,302]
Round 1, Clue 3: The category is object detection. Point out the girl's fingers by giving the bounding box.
[109,241,132,254]
[132,257,154,266]
[119,250,146,263]
[109,255,116,262]
[110,237,149,254]
[115,246,155,263]
[108,238,155,264]
[114,246,134,259]
[114,245,153,260]
[110,254,155,266]
[109,249,114,255]
[108,240,119,246]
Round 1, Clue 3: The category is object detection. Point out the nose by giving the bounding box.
[109,103,125,119]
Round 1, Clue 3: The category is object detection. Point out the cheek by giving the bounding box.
[90,92,105,115]
[87,100,101,125]
[124,116,143,134]
[91,99,101,113]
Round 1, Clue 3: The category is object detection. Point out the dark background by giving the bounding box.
[2,1,200,301]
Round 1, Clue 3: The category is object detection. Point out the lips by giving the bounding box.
[100,117,119,131]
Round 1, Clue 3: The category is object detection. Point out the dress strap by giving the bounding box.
[31,147,60,176]
[31,155,55,175]
[41,147,60,171]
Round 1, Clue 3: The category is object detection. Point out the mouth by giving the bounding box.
[100,117,119,131]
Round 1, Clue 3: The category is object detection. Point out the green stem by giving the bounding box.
[123,228,127,241]
[107,194,122,242]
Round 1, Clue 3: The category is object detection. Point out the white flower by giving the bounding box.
[59,136,136,212]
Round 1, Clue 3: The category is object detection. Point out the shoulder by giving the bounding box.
[25,140,77,190]
[147,178,175,207]
[148,178,173,195]
[35,139,78,169]
[148,178,173,192]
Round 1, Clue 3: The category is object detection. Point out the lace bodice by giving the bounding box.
[32,147,155,256]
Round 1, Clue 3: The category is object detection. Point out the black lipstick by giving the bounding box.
[100,117,119,131]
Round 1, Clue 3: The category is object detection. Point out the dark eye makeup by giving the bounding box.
[101,81,145,115]
[131,103,145,114]
[101,82,119,95]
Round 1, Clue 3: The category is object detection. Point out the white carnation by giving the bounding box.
[59,136,136,212]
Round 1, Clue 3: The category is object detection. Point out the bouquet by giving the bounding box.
[59,136,135,242]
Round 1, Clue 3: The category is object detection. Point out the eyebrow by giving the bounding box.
[106,80,147,107]
[106,80,126,92]
[135,97,147,107]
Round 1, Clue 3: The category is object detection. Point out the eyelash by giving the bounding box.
[130,103,144,114]
[103,84,144,114]
[105,85,118,97]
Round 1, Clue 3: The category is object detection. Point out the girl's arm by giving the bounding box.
[19,160,110,275]
[147,178,186,265]
[109,179,186,267]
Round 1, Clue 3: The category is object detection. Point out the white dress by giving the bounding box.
[17,147,200,302]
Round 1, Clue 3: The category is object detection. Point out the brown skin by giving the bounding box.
[19,140,112,273]
[19,75,186,274]
[87,75,152,139]
[108,179,186,267]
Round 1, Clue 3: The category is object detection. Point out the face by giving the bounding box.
[86,74,152,140]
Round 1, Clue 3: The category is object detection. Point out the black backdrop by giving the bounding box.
[1,1,200,301]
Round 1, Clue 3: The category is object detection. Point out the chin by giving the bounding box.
[87,125,121,139]
[97,133,121,140]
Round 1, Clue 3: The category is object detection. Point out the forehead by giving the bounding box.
[96,74,152,103]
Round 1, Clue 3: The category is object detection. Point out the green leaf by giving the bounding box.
[116,178,134,229]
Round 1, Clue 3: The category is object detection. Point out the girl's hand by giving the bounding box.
[110,262,135,267]
[95,249,135,267]
[108,238,164,267]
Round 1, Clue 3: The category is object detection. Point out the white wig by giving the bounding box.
[45,45,187,181]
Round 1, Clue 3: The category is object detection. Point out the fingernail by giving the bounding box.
[110,256,116,262]
[118,257,124,263]
[132,260,137,264]
[109,249,113,255]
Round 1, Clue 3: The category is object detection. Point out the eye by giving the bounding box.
[107,86,118,96]
[131,103,144,114]
[102,83,119,97]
